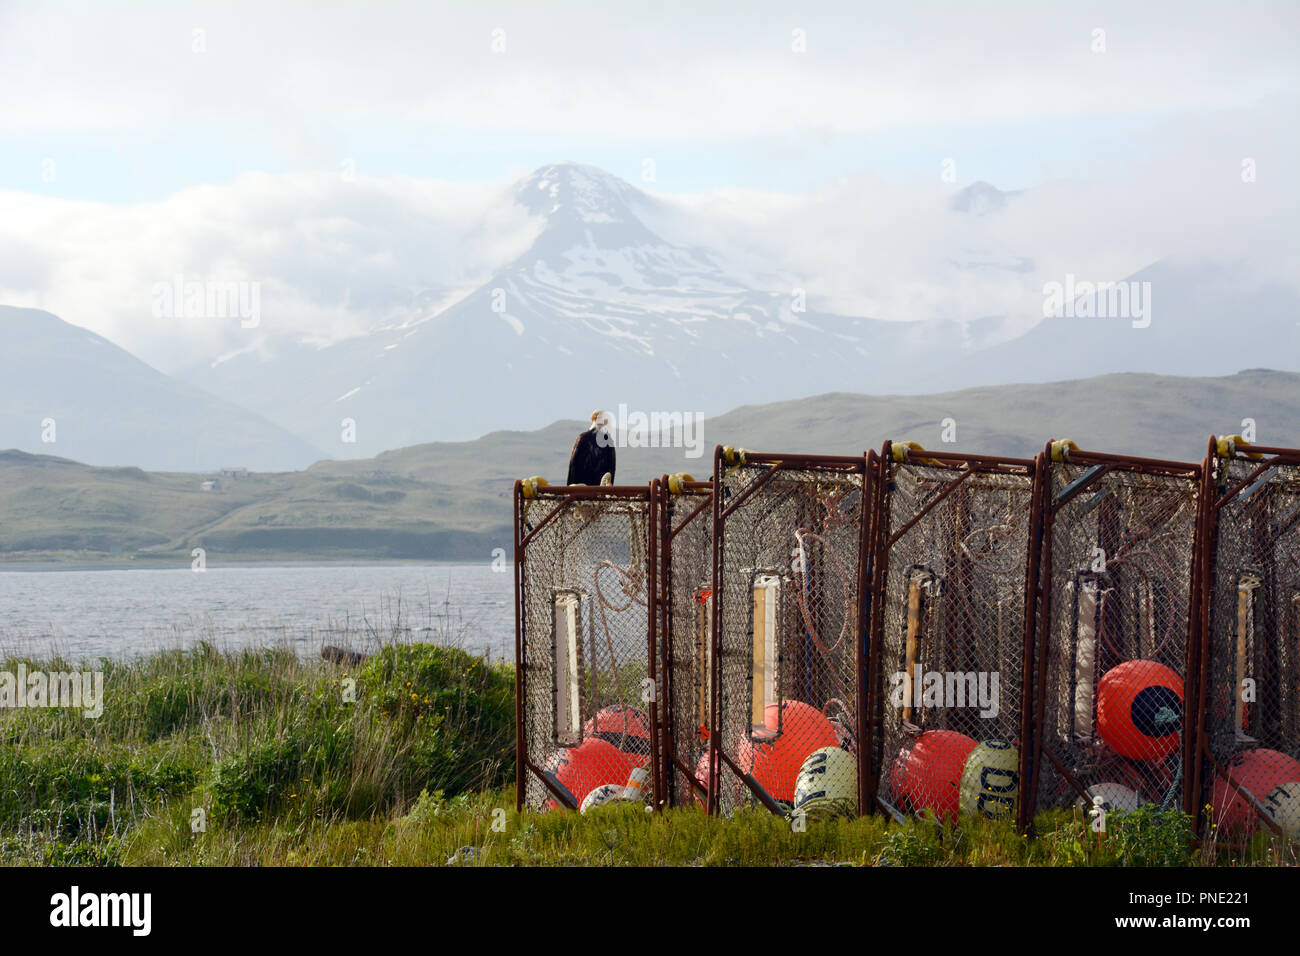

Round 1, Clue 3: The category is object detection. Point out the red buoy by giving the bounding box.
[545,737,637,810]
[889,729,978,823]
[1211,748,1300,835]
[584,705,652,766]
[1096,660,1183,760]
[737,701,839,803]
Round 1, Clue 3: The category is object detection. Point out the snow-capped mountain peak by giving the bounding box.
[514,162,650,226]
[949,180,1020,215]
[510,162,675,270]
[180,162,1298,460]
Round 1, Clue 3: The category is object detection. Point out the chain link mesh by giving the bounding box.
[871,455,1034,826]
[1200,452,1300,840]
[512,443,1297,839]
[711,457,865,818]
[517,488,656,812]
[1034,459,1199,817]
[658,482,714,808]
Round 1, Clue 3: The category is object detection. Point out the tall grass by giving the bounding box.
[107,796,1297,868]
[0,603,1295,866]
[0,606,512,865]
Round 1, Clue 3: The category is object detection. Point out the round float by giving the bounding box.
[889,729,978,823]
[1096,660,1183,760]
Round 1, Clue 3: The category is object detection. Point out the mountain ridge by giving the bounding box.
[0,305,328,472]
[8,163,1298,467]
[2,369,1295,562]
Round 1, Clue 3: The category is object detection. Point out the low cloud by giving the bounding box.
[647,104,1300,334]
[0,172,540,371]
[1,101,1295,372]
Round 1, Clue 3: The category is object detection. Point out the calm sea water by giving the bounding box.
[0,563,514,663]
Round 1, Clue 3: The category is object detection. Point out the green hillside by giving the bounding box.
[3,370,1296,562]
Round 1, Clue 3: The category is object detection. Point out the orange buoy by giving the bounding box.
[889,729,978,823]
[1096,660,1183,760]
[1211,748,1300,834]
[737,701,839,803]
[584,705,652,766]
[545,737,637,810]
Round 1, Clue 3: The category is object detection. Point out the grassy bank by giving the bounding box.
[0,639,513,865]
[0,643,1294,867]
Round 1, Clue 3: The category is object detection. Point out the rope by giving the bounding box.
[823,696,856,739]
[589,509,649,715]
[790,487,858,705]
[793,528,853,654]
[957,520,1025,576]
[1156,707,1183,811]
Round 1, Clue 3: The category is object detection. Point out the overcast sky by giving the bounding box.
[1,1,1296,370]
[4,0,1296,195]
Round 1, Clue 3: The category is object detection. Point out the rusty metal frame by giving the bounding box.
[864,441,1041,829]
[1024,444,1203,829]
[509,435,1298,844]
[513,480,661,812]
[709,446,871,816]
[654,474,716,808]
[1191,438,1300,843]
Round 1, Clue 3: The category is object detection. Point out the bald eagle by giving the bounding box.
[567,410,616,485]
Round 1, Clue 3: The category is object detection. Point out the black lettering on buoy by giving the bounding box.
[977,793,1015,816]
[980,767,1018,793]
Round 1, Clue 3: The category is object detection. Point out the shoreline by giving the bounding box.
[0,557,499,573]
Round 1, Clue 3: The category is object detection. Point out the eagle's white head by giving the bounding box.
[589,409,614,431]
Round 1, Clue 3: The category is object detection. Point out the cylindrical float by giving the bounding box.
[959,740,1020,819]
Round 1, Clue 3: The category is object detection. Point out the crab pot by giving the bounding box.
[513,482,660,812]
[1027,445,1202,822]
[709,449,870,818]
[1194,440,1300,842]
[866,444,1039,829]
[654,475,716,808]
